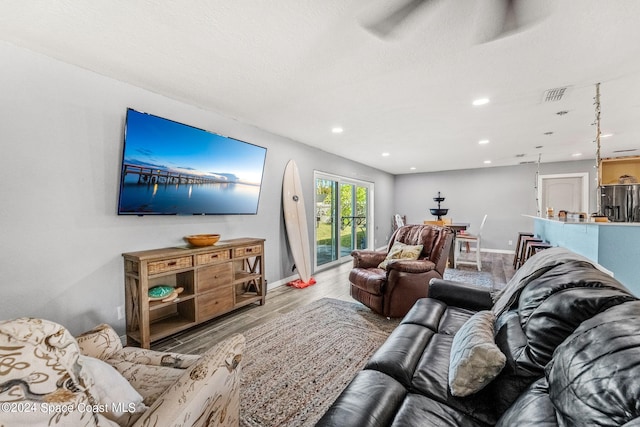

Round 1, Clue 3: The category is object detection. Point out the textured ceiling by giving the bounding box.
[1,0,640,174]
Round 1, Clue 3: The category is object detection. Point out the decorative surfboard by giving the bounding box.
[282,159,315,288]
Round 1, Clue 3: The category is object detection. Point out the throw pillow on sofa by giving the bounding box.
[79,355,148,424]
[76,323,124,360]
[449,310,506,397]
[378,242,423,270]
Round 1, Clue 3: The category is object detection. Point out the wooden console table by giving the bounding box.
[123,238,265,348]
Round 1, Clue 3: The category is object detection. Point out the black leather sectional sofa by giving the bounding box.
[316,247,640,426]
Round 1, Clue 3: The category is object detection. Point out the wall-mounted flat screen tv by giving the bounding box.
[118,109,267,215]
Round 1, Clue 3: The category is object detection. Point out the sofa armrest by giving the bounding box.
[76,323,124,360]
[386,259,436,274]
[131,333,245,427]
[351,250,387,268]
[428,279,494,311]
[116,346,201,369]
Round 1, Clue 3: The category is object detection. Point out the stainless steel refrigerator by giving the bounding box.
[600,184,640,222]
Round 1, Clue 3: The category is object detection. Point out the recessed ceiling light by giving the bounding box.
[382,152,390,157]
[472,98,490,106]
[483,160,492,164]
[410,167,416,170]
[478,139,490,145]
[572,153,582,157]
[601,133,613,138]
[331,127,343,134]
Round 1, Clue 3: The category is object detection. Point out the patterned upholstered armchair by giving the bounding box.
[0,318,244,427]
[350,224,453,318]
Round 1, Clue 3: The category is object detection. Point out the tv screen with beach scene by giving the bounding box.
[117,109,267,215]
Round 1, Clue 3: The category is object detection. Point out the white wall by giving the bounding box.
[394,160,597,251]
[0,42,394,335]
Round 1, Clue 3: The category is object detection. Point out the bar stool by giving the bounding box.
[526,242,553,260]
[516,236,543,269]
[513,232,535,268]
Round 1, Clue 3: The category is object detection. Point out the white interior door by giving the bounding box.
[538,173,588,214]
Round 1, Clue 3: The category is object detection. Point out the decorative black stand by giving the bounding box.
[430,192,449,220]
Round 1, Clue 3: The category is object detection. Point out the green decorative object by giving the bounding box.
[148,285,175,300]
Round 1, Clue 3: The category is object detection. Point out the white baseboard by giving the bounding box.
[460,248,516,255]
[482,248,516,255]
[461,248,515,255]
[268,274,299,290]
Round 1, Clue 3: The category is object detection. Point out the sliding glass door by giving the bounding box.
[315,177,338,266]
[315,172,373,268]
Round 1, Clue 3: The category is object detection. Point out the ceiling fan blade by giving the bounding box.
[364,0,431,38]
[501,0,518,34]
[477,0,519,43]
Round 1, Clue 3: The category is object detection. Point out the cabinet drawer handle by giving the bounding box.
[167,261,177,266]
[210,254,219,259]
[246,248,253,253]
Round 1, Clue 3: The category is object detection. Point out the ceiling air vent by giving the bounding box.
[613,149,638,153]
[543,87,569,102]
[519,161,535,164]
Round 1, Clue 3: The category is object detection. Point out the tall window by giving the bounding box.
[314,172,373,268]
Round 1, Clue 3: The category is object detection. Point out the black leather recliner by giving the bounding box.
[317,248,640,426]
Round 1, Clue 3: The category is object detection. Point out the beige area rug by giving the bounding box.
[239,298,400,427]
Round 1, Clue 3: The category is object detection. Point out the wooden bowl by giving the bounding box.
[185,234,221,247]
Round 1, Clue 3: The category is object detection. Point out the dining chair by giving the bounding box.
[454,214,487,271]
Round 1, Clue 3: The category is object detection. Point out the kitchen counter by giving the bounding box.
[525,215,640,226]
[525,215,640,295]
